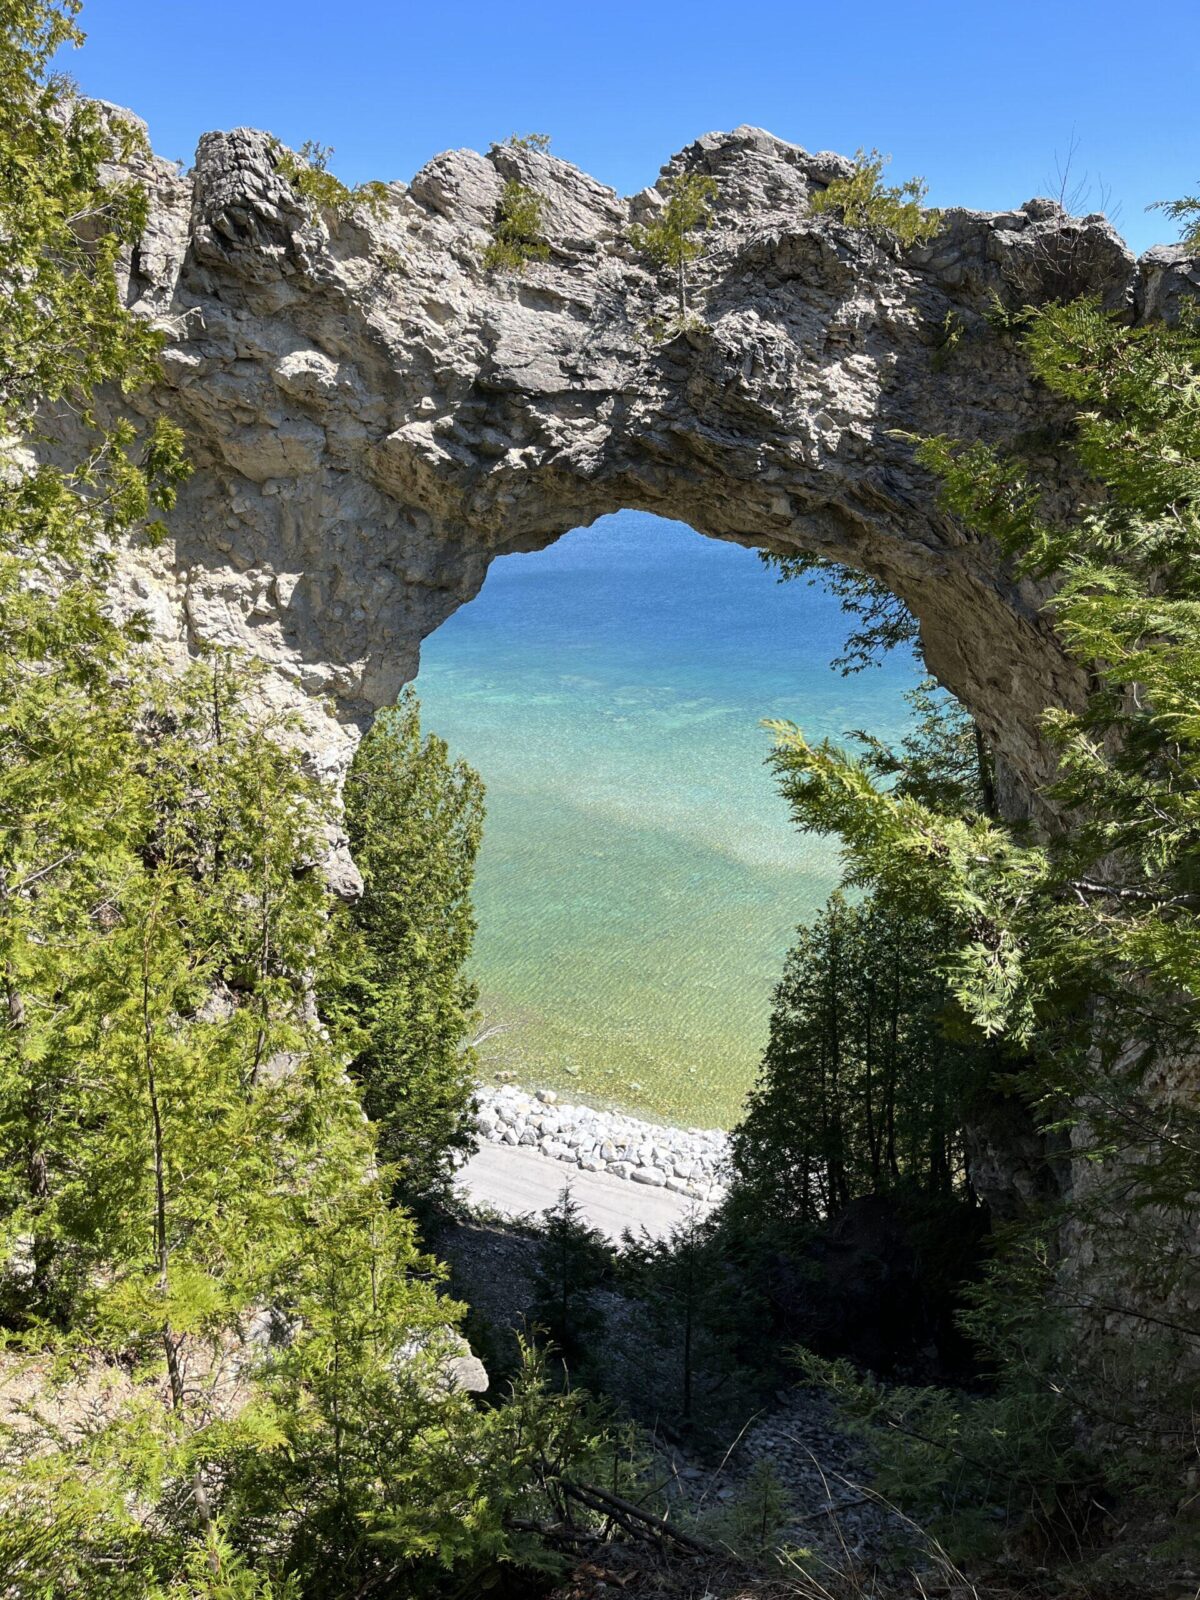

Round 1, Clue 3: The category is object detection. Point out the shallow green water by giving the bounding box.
[413,512,921,1126]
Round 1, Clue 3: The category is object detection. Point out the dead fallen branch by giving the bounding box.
[562,1478,737,1562]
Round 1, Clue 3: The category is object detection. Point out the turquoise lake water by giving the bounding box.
[413,511,922,1125]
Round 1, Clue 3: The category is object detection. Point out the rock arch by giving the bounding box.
[114,113,1194,810]
[89,109,1200,1276]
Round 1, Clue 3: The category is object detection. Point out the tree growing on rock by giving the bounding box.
[809,147,940,244]
[270,138,389,220]
[484,178,550,273]
[630,170,719,324]
[1150,187,1200,248]
[504,132,552,153]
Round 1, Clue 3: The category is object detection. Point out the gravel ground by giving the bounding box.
[457,1142,708,1243]
[472,1084,731,1200]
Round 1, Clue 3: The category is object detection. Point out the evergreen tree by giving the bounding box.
[338,691,485,1205]
[483,179,549,273]
[530,1187,612,1366]
[630,170,718,322]
[729,891,979,1232]
[808,147,940,244]
[848,677,997,819]
[270,138,388,220]
[619,1211,733,1431]
[0,0,187,1325]
[0,10,607,1592]
[766,282,1200,1489]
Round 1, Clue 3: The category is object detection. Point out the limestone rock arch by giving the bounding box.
[111,113,1195,805]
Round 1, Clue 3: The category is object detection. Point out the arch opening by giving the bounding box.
[413,508,927,1125]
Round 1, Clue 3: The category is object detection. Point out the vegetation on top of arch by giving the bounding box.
[270,137,391,221]
[1149,188,1200,249]
[809,147,941,246]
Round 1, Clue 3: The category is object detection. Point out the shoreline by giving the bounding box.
[472,1083,731,1203]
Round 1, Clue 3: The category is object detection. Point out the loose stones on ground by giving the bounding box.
[471,1083,730,1203]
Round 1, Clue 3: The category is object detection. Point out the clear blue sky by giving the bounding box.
[66,0,1196,256]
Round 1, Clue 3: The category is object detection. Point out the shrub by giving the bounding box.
[809,147,940,245]
[483,179,550,273]
[271,138,389,221]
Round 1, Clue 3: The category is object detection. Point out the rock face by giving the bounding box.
[107,114,1191,811]
[98,113,1195,1241]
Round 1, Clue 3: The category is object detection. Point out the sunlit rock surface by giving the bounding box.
[93,112,1198,1250]
[106,115,1179,811]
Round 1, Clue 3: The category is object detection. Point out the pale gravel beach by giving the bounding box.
[470,1083,731,1196]
[455,1143,706,1243]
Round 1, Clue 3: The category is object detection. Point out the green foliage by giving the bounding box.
[759,551,919,673]
[630,169,719,320]
[504,132,552,153]
[0,641,468,1589]
[877,297,1200,1064]
[1,654,345,1316]
[270,139,389,221]
[618,1211,743,1430]
[809,148,940,245]
[729,686,994,1239]
[931,307,966,370]
[692,1458,790,1561]
[0,7,167,436]
[793,1345,1088,1562]
[768,289,1200,1505]
[0,9,618,1593]
[220,1178,489,1591]
[0,0,188,1331]
[1149,188,1200,249]
[337,690,484,1206]
[483,178,550,273]
[729,889,983,1231]
[531,1187,612,1365]
[849,677,996,819]
[0,3,187,592]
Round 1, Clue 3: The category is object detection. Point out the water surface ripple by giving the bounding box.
[413,512,921,1125]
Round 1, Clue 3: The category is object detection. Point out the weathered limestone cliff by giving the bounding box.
[104,110,1197,813]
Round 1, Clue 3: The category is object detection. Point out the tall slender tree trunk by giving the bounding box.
[681,1249,694,1428]
[143,935,216,1546]
[885,942,901,1182]
[825,920,848,1211]
[974,724,998,819]
[863,976,881,1188]
[1,867,53,1304]
[249,864,272,1088]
